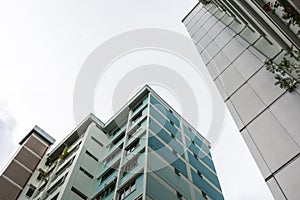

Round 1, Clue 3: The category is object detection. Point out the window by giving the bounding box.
[25,185,35,198]
[122,156,138,177]
[71,187,87,200]
[128,126,142,138]
[131,111,143,124]
[202,191,208,199]
[91,136,103,147]
[193,153,198,159]
[119,180,136,200]
[79,167,94,179]
[68,141,81,156]
[110,132,125,148]
[39,181,47,192]
[111,127,121,136]
[37,172,43,181]
[197,170,203,178]
[125,139,139,155]
[174,167,180,176]
[106,147,122,164]
[50,193,59,200]
[101,166,117,183]
[55,156,75,178]
[132,100,143,113]
[86,150,98,162]
[45,157,52,166]
[176,191,183,200]
[134,195,143,200]
[170,121,175,127]
[96,182,116,200]
[37,166,55,180]
[172,149,178,156]
[47,173,68,195]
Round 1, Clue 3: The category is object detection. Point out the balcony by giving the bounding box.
[107,139,123,158]
[103,191,114,200]
[109,127,126,144]
[119,167,143,187]
[100,155,121,175]
[131,99,148,117]
[98,171,118,192]
[123,144,145,164]
[127,128,146,147]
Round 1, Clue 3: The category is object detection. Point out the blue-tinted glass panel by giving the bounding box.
[150,106,166,126]
[194,136,210,153]
[148,134,187,178]
[173,158,188,178]
[147,154,191,199]
[164,120,182,141]
[183,125,195,139]
[146,174,177,200]
[150,95,180,127]
[184,125,210,154]
[186,140,215,171]
[188,152,221,189]
[166,111,180,127]
[149,119,184,158]
[150,107,182,141]
[191,169,224,200]
[194,189,209,200]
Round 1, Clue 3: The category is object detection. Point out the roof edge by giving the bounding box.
[19,125,55,145]
[182,2,200,22]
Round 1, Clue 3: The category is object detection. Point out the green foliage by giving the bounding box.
[265,47,300,92]
[59,148,69,159]
[199,0,211,5]
[264,1,300,31]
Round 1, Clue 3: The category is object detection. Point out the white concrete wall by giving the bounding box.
[184,3,300,199]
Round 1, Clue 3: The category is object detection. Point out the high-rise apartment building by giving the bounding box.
[0,86,224,200]
[183,1,300,199]
[0,126,55,200]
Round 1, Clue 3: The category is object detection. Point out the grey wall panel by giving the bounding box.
[246,110,299,172]
[214,28,235,49]
[248,68,285,106]
[218,64,245,97]
[267,178,287,200]
[275,157,300,200]
[270,92,300,146]
[230,83,266,125]
[253,37,282,59]
[233,49,263,80]
[241,129,271,178]
[225,100,244,130]
[211,51,231,73]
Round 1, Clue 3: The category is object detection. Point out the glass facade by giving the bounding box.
[94,90,223,200]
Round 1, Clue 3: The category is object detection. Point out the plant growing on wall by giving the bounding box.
[59,148,69,159]
[37,168,50,181]
[263,0,300,32]
[265,46,300,91]
[199,0,212,5]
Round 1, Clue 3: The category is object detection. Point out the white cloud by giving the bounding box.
[0,102,18,171]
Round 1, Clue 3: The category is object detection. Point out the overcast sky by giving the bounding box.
[0,1,274,199]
